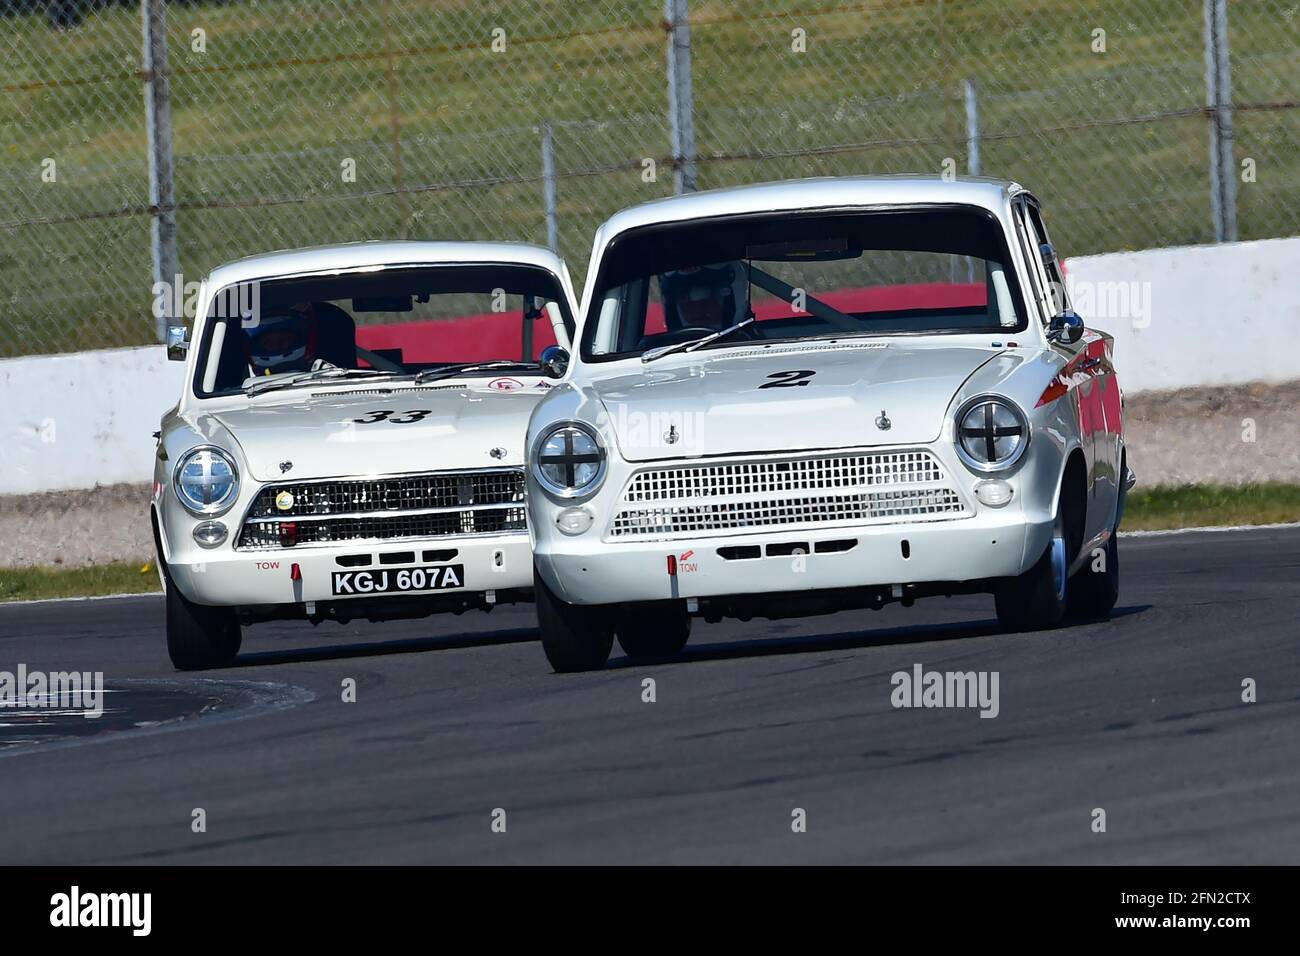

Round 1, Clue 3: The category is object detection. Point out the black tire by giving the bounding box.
[995,500,1070,632]
[1067,528,1119,619]
[616,605,691,659]
[165,578,241,671]
[1068,451,1126,620]
[535,566,614,673]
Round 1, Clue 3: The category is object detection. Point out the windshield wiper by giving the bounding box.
[412,360,536,386]
[245,364,393,397]
[642,317,756,364]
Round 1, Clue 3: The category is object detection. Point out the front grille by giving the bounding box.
[237,469,525,550]
[609,451,967,539]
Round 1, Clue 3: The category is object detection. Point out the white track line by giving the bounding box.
[1120,520,1300,538]
[0,590,162,609]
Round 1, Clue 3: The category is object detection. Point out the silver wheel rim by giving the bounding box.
[1050,509,1068,603]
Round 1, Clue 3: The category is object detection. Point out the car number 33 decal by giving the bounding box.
[758,370,816,389]
[351,409,433,424]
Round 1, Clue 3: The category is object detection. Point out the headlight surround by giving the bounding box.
[173,446,241,516]
[954,395,1030,474]
[531,422,607,500]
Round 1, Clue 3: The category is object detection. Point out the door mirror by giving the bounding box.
[166,325,190,361]
[1047,310,1084,345]
[539,344,569,379]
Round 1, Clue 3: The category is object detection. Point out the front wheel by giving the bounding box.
[165,578,241,670]
[995,503,1070,632]
[535,566,615,673]
[616,605,691,659]
[1067,530,1119,619]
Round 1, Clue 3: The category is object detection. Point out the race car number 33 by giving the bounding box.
[332,564,465,596]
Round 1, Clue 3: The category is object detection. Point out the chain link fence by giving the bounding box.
[1,0,1296,358]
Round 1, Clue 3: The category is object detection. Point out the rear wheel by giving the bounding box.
[616,605,691,659]
[535,566,615,673]
[165,577,241,671]
[995,499,1070,632]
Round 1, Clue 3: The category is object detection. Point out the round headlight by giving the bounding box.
[955,396,1029,473]
[173,446,240,516]
[532,423,606,499]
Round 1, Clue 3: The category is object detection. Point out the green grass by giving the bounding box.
[0,560,160,603]
[1,0,1297,356]
[1,485,1297,602]
[1123,483,1300,532]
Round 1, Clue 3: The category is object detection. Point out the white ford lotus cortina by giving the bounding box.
[525,176,1136,672]
[153,241,577,669]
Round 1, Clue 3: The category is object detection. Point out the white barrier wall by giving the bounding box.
[1066,235,1300,392]
[0,346,185,495]
[1,236,1297,495]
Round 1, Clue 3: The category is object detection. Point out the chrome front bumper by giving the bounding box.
[166,532,533,607]
[534,509,1052,605]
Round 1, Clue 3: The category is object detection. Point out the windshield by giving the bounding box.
[194,264,575,397]
[582,207,1029,362]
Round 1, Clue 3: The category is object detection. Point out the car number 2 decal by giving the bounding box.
[758,370,816,389]
[351,409,433,424]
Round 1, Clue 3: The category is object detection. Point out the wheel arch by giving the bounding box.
[150,505,172,593]
[1056,447,1089,565]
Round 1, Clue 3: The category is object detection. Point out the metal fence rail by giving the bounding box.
[1,0,1296,358]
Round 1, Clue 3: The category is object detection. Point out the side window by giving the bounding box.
[1011,201,1051,325]
[1025,204,1070,317]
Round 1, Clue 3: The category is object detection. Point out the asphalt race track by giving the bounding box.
[1,526,1297,864]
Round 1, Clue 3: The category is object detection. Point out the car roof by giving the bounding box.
[205,240,568,289]
[593,175,1026,246]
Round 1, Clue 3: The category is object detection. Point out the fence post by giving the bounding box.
[664,0,697,194]
[380,0,407,237]
[1203,0,1237,242]
[141,0,178,341]
[964,79,980,177]
[541,121,559,252]
[962,79,980,284]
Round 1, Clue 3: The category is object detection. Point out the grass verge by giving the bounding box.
[0,561,159,604]
[1123,484,1300,532]
[1,485,1298,602]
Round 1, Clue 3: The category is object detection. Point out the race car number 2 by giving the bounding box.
[758,370,816,389]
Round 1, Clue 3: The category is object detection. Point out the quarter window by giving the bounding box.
[1024,203,1070,317]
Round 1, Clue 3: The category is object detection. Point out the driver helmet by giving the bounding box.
[245,303,319,375]
[660,262,749,330]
